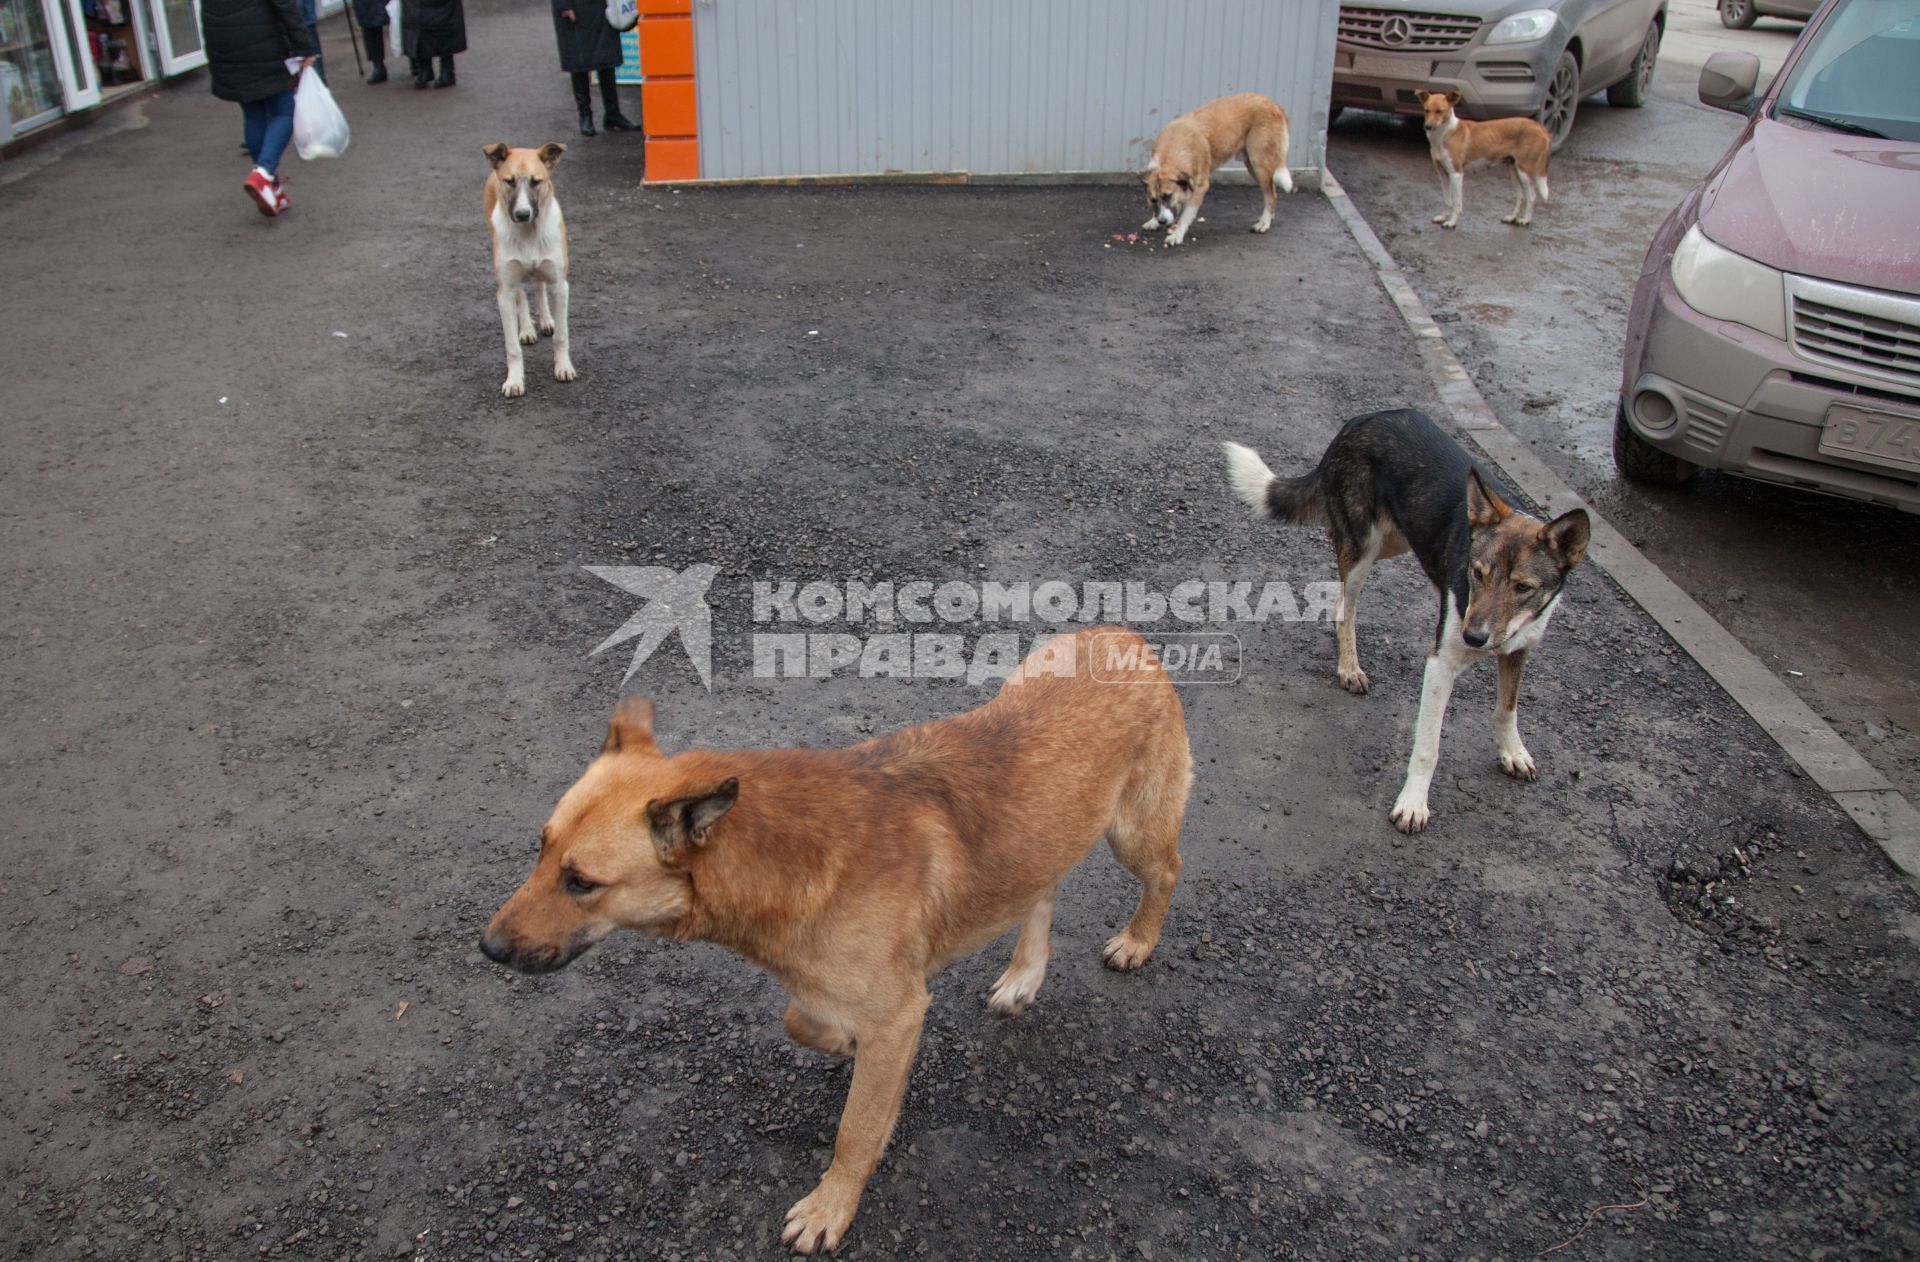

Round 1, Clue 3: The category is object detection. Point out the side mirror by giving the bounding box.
[1698,51,1761,114]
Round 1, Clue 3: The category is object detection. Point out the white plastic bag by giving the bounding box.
[292,68,350,160]
[607,0,638,31]
[386,0,402,58]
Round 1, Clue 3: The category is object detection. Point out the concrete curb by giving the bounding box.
[1320,169,1920,894]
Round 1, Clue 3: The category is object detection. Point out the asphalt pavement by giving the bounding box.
[3,1,1919,1259]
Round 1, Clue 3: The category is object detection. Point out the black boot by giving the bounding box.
[411,57,430,88]
[366,59,387,83]
[572,72,595,135]
[432,55,456,88]
[599,70,635,130]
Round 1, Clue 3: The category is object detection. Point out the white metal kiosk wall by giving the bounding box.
[683,0,1338,182]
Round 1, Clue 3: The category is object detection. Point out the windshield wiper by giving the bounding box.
[1776,105,1888,138]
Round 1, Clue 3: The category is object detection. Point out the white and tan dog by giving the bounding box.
[1416,90,1552,230]
[1142,92,1293,247]
[484,142,577,398]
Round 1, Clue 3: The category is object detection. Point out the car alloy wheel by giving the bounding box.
[1536,49,1580,150]
[1719,0,1757,29]
[1608,22,1659,107]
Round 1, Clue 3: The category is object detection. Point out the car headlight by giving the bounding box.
[1485,9,1557,44]
[1669,224,1788,341]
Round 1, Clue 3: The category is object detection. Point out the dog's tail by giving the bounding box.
[1535,172,1550,203]
[1222,441,1321,524]
[1273,114,1295,195]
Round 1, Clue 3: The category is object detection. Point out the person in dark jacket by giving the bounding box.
[201,0,319,216]
[553,0,634,136]
[351,0,387,82]
[401,0,464,89]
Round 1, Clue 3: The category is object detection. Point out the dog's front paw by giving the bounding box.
[987,965,1044,1017]
[539,318,557,337]
[554,360,578,383]
[501,375,526,398]
[517,325,538,346]
[1441,218,1459,230]
[1338,667,1371,695]
[1389,788,1432,834]
[1499,747,1538,781]
[1251,215,1272,234]
[1140,218,1163,232]
[1101,931,1156,971]
[1432,213,1449,224]
[1164,231,1186,248]
[782,1184,858,1256]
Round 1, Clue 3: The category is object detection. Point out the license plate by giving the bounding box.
[1350,52,1418,79]
[1819,405,1920,473]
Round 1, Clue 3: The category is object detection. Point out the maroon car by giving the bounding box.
[1614,0,1920,509]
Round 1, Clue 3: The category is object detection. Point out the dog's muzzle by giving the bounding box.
[479,928,590,973]
[1155,206,1176,227]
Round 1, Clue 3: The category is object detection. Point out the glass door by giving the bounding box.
[0,0,75,131]
[149,0,201,73]
[47,0,101,108]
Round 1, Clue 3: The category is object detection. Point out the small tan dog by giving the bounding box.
[1416,90,1552,230]
[1142,91,1293,246]
[483,142,576,397]
[481,626,1192,1254]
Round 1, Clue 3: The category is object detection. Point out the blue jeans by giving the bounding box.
[242,89,297,176]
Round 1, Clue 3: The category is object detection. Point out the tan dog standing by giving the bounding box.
[1416,90,1552,230]
[483,142,577,398]
[481,626,1192,1254]
[1142,91,1294,246]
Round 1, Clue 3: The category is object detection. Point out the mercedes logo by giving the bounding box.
[1381,15,1414,46]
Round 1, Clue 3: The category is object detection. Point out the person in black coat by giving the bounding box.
[553,0,634,136]
[401,0,464,89]
[201,0,319,215]
[351,0,388,83]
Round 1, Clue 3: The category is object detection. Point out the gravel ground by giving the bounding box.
[3,3,1918,1259]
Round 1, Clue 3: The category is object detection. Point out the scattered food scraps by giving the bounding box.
[394,1001,409,1021]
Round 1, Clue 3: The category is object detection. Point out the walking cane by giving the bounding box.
[343,3,364,78]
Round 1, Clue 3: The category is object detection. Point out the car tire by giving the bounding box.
[1614,405,1698,485]
[1534,48,1581,151]
[1719,0,1758,29]
[1329,105,1345,125]
[1607,22,1660,108]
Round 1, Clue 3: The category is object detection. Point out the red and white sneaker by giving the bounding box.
[273,184,291,214]
[243,167,282,217]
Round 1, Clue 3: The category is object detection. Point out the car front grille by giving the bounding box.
[1789,275,1920,394]
[1339,6,1482,51]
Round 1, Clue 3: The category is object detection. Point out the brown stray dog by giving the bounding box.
[1416,89,1552,230]
[1142,91,1293,247]
[480,627,1192,1254]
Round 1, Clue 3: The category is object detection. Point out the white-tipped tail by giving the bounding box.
[1275,166,1295,195]
[1222,442,1275,514]
[1535,175,1549,202]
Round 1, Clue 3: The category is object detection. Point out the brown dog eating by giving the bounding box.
[480,626,1193,1253]
[1141,91,1294,246]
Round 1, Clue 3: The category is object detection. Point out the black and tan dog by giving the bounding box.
[481,627,1192,1254]
[1223,409,1589,833]
[1141,91,1294,246]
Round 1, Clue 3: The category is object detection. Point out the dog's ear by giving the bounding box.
[1415,90,1431,105]
[1545,508,1591,569]
[603,695,658,756]
[537,142,567,170]
[646,779,740,858]
[483,142,511,168]
[1445,89,1462,107]
[1465,469,1513,527]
